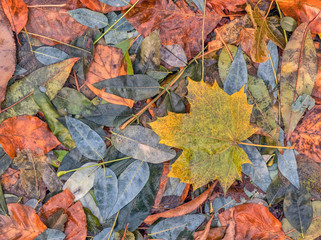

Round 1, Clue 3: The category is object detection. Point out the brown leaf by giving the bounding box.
[194,227,226,240]
[194,214,215,240]
[124,0,221,59]
[0,168,20,189]
[24,0,87,45]
[86,44,134,107]
[153,161,170,209]
[218,203,287,240]
[0,203,47,240]
[0,115,60,158]
[312,53,321,100]
[64,201,87,240]
[0,5,16,105]
[0,0,28,34]
[44,208,68,232]
[144,182,216,225]
[207,0,246,13]
[291,105,321,163]
[79,0,136,13]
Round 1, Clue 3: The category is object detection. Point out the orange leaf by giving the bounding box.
[64,201,87,240]
[0,203,47,240]
[218,203,287,239]
[0,168,20,189]
[0,115,60,158]
[194,227,226,240]
[86,45,134,108]
[79,0,136,13]
[144,182,216,225]
[0,0,28,34]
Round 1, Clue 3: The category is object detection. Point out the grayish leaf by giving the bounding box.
[160,44,187,67]
[68,8,108,29]
[79,192,104,223]
[112,126,176,164]
[98,0,130,7]
[277,149,300,189]
[34,228,66,240]
[66,116,106,160]
[223,46,248,95]
[34,47,69,65]
[192,0,204,12]
[93,227,114,240]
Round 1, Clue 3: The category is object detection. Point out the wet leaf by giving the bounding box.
[277,149,300,189]
[34,47,70,66]
[34,229,66,240]
[85,45,133,107]
[66,116,106,160]
[160,44,187,67]
[0,5,16,105]
[33,91,76,149]
[223,46,247,95]
[284,186,312,234]
[112,125,176,164]
[108,160,149,218]
[68,8,108,29]
[93,74,160,101]
[24,0,88,46]
[0,58,79,123]
[150,214,206,240]
[0,203,47,240]
[124,0,221,59]
[280,22,317,138]
[62,162,98,201]
[0,0,28,34]
[218,203,287,239]
[0,115,60,158]
[149,81,257,191]
[94,167,118,220]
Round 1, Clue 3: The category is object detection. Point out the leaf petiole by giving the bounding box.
[237,141,294,149]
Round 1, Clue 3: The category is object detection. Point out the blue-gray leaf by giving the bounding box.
[192,0,204,12]
[108,160,149,218]
[66,116,106,160]
[151,214,206,240]
[223,46,248,95]
[68,8,108,29]
[34,229,66,240]
[98,0,130,7]
[160,44,187,67]
[277,149,300,189]
[93,227,114,240]
[240,141,272,192]
[94,167,118,220]
[34,47,69,66]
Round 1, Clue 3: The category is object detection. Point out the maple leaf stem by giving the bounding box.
[94,0,141,44]
[237,141,294,149]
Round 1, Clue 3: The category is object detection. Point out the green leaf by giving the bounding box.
[93,75,160,101]
[68,8,108,29]
[34,47,69,65]
[83,207,102,235]
[66,116,106,160]
[33,91,76,149]
[52,87,96,116]
[0,184,8,216]
[112,126,176,164]
[284,186,312,234]
[266,176,287,205]
[115,38,134,75]
[0,58,79,123]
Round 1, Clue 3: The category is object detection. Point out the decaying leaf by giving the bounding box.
[0,115,60,158]
[0,5,16,105]
[280,22,317,139]
[0,203,47,240]
[150,80,257,192]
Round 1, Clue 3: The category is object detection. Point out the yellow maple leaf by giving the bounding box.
[149,80,257,192]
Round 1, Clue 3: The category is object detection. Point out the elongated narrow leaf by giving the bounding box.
[280,22,317,138]
[68,8,108,29]
[251,22,268,63]
[0,184,7,216]
[93,227,114,240]
[240,141,271,192]
[284,186,312,234]
[66,116,106,160]
[0,58,79,123]
[94,168,118,220]
[34,47,69,65]
[108,160,149,218]
[277,149,300,189]
[62,163,97,201]
[98,0,129,7]
[83,103,133,127]
[151,214,206,240]
[93,75,160,101]
[112,126,176,164]
[223,46,247,95]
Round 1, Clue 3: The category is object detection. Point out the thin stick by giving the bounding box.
[215,29,234,61]
[201,0,207,81]
[27,4,66,8]
[275,0,288,43]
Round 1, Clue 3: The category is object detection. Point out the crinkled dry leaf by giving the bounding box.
[150,80,257,192]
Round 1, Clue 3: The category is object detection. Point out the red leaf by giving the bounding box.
[0,115,60,158]
[0,203,47,240]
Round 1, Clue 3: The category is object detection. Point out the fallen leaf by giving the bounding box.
[24,0,88,45]
[194,227,226,240]
[64,201,87,240]
[79,0,136,13]
[0,168,20,190]
[124,0,221,59]
[278,0,321,34]
[218,203,287,239]
[68,8,108,29]
[0,115,60,158]
[0,5,16,105]
[193,214,215,240]
[277,149,300,189]
[280,22,317,139]
[312,53,321,100]
[85,45,134,107]
[0,203,47,240]
[149,81,257,191]
[0,0,28,34]
[34,47,70,66]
